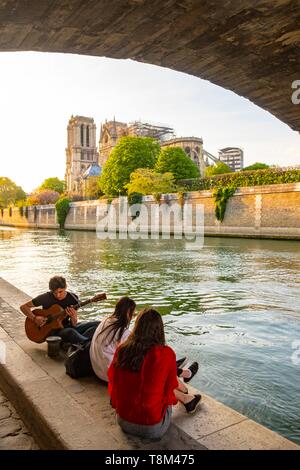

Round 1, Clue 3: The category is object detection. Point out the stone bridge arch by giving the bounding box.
[0,0,299,131]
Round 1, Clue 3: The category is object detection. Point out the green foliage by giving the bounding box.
[178,168,300,191]
[39,177,65,194]
[55,197,71,229]
[242,162,269,171]
[177,191,184,206]
[155,147,200,180]
[153,192,162,202]
[126,168,176,197]
[128,192,143,206]
[99,136,160,196]
[205,161,232,176]
[84,176,103,200]
[0,176,26,208]
[213,186,236,222]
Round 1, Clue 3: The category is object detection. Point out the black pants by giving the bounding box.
[55,321,100,344]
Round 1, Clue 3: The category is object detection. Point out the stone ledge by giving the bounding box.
[0,277,298,450]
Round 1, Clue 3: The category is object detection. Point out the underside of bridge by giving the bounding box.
[0,0,299,131]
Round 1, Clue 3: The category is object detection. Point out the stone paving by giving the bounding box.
[0,388,38,450]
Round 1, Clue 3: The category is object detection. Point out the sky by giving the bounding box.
[0,51,299,193]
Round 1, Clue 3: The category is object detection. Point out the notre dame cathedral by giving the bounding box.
[65,115,206,195]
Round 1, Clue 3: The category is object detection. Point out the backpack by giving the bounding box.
[64,340,94,378]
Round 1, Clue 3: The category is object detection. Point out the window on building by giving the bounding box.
[185,146,191,154]
[81,124,84,146]
[86,126,90,147]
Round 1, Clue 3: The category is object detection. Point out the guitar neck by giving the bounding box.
[67,293,106,312]
[52,293,106,321]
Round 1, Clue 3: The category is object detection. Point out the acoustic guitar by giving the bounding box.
[25,293,107,343]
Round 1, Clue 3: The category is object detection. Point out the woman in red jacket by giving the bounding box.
[108,308,201,440]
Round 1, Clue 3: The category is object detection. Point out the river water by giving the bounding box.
[0,226,299,444]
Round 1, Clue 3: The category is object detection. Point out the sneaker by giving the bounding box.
[183,361,199,383]
[184,394,202,414]
[176,357,188,369]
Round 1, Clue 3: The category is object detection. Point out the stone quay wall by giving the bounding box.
[0,183,300,240]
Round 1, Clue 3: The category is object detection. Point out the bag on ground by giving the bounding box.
[64,341,94,378]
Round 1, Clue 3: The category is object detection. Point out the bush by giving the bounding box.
[242,162,269,171]
[126,168,176,197]
[27,189,60,205]
[128,192,143,206]
[178,168,300,191]
[55,197,71,229]
[84,176,103,200]
[67,192,86,202]
[205,162,232,176]
[155,147,200,180]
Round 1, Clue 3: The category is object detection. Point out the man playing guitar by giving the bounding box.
[20,275,100,344]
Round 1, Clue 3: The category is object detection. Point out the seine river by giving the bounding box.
[0,226,299,444]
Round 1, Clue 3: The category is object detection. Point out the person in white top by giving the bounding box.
[90,296,136,382]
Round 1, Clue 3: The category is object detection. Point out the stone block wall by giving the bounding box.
[0,183,300,239]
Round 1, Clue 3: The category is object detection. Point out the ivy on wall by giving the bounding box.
[128,192,143,206]
[55,197,70,229]
[213,186,236,222]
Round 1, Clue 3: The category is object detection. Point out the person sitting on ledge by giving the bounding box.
[20,275,100,345]
[108,308,201,440]
[90,297,198,384]
[90,296,136,382]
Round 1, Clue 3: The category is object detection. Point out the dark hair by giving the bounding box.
[115,308,165,372]
[49,276,67,292]
[101,296,136,344]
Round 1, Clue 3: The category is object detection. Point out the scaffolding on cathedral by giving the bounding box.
[128,120,175,142]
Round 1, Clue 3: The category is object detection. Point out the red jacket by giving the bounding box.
[108,344,178,425]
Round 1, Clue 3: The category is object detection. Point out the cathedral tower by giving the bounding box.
[98,118,128,166]
[65,115,98,193]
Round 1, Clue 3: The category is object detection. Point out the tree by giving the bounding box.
[205,161,232,177]
[27,189,60,205]
[242,162,270,171]
[155,147,200,180]
[0,177,26,208]
[84,176,103,199]
[39,177,65,194]
[99,136,160,196]
[126,168,176,196]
